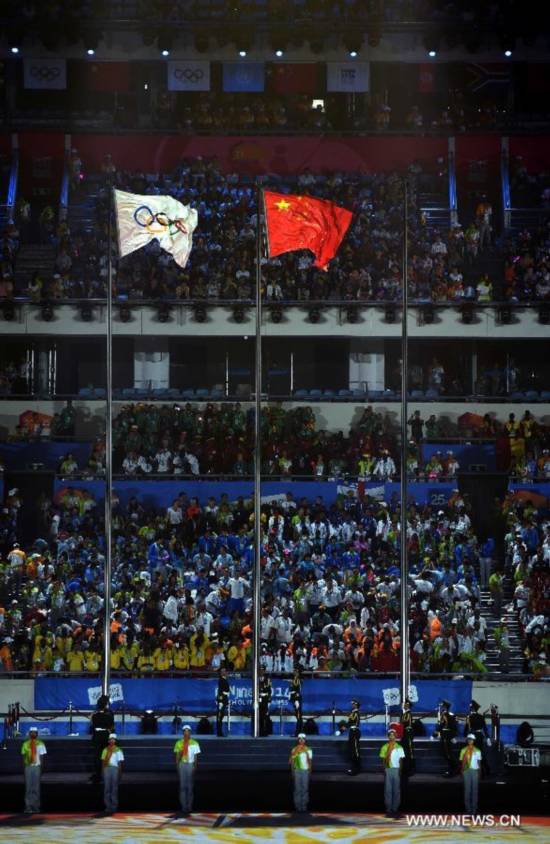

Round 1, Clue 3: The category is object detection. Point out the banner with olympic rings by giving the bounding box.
[23,58,67,90]
[114,189,198,269]
[168,60,211,91]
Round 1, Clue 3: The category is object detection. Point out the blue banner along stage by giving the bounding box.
[35,676,473,715]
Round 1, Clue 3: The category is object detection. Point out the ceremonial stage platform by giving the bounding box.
[1,734,546,816]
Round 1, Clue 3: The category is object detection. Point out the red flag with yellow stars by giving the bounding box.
[263,190,353,271]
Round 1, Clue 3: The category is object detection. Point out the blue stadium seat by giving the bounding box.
[510,391,525,400]
[410,390,424,400]
[78,387,93,398]
[181,389,195,399]
[540,391,550,401]
[294,389,309,399]
[195,388,210,398]
[93,388,106,399]
[425,389,439,400]
[525,390,539,401]
[338,389,352,398]
[122,388,137,399]
[166,388,180,398]
[323,389,336,399]
[351,388,366,398]
[309,389,322,399]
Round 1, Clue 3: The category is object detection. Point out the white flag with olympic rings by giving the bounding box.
[114,189,198,268]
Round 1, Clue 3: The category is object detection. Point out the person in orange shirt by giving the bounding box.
[0,638,14,671]
[26,554,40,580]
[429,612,442,641]
[343,620,364,646]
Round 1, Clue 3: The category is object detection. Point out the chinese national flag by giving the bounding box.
[263,190,352,270]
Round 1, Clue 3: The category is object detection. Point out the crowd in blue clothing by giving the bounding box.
[0,482,496,676]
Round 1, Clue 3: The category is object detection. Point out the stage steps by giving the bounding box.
[0,736,477,776]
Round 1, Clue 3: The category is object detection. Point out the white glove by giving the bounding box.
[430,735,435,741]
[335,730,341,736]
[486,738,492,747]
[451,738,457,744]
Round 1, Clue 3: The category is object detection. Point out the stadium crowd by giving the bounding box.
[6,158,511,306]
[503,493,550,677]
[110,402,402,480]
[0,479,512,678]
[2,154,549,305]
[503,220,550,303]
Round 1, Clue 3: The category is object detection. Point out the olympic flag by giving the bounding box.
[114,190,198,268]
[23,57,66,90]
[167,60,210,91]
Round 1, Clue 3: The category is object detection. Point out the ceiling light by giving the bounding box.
[239,49,247,57]
[504,49,512,57]
[157,30,173,55]
[275,49,283,57]
[87,48,95,55]
[349,50,358,57]
[428,49,436,57]
[11,46,19,54]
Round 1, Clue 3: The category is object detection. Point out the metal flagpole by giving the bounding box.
[252,185,264,737]
[101,188,114,697]
[400,177,410,706]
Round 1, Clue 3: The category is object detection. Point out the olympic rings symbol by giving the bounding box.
[30,66,61,81]
[133,205,188,236]
[174,67,204,82]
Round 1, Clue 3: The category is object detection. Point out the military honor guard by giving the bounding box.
[259,669,272,736]
[216,667,230,737]
[290,667,303,736]
[434,699,457,776]
[465,699,490,774]
[400,698,415,774]
[90,694,115,784]
[346,699,361,775]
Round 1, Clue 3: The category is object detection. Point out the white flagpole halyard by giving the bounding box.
[252,184,265,738]
[102,188,115,697]
[400,178,410,706]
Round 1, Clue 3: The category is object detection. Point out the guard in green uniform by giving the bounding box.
[289,732,313,812]
[379,728,405,818]
[174,725,201,816]
[101,733,124,815]
[21,727,46,814]
[460,734,482,813]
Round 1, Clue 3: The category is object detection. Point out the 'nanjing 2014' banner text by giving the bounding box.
[35,676,472,715]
